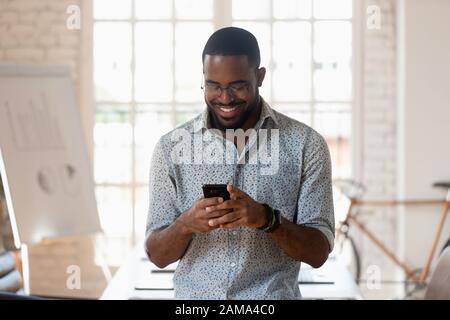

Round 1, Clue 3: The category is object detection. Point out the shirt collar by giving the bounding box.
[193,97,279,133]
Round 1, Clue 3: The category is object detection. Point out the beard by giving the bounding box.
[206,89,260,131]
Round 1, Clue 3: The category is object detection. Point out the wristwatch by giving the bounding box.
[258,203,281,233]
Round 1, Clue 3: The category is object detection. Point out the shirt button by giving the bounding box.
[232,231,237,235]
[230,262,236,267]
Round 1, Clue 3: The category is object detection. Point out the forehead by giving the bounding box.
[203,55,252,81]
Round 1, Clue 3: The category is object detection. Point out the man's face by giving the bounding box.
[203,55,265,130]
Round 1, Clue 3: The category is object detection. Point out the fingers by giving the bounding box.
[205,199,241,213]
[208,210,241,227]
[198,197,224,209]
[219,218,245,229]
[227,184,248,200]
[204,209,232,219]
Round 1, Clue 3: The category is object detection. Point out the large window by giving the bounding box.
[93,0,353,241]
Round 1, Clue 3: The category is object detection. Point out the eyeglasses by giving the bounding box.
[201,81,250,97]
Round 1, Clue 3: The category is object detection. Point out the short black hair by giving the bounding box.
[202,27,261,68]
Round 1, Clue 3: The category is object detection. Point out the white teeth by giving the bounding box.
[220,107,237,113]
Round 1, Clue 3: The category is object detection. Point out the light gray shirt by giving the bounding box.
[146,98,335,299]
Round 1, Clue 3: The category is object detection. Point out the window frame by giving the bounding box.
[84,0,362,243]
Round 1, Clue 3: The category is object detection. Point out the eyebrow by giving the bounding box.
[205,79,248,85]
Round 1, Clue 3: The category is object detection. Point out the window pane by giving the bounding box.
[313,0,352,19]
[175,105,204,126]
[175,113,198,126]
[176,103,204,113]
[94,105,132,184]
[274,104,311,126]
[175,22,213,102]
[135,186,149,240]
[96,186,132,237]
[273,0,312,19]
[314,67,351,101]
[135,0,172,19]
[314,21,352,101]
[135,105,174,184]
[232,0,271,19]
[273,22,311,101]
[314,104,351,178]
[314,21,351,64]
[94,0,131,20]
[135,22,173,102]
[94,22,132,102]
[175,0,213,19]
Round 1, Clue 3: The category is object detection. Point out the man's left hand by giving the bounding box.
[205,184,268,229]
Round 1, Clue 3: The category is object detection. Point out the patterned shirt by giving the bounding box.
[146,98,335,300]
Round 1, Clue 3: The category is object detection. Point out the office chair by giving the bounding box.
[424,247,450,300]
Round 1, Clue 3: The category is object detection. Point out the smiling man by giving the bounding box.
[145,27,335,299]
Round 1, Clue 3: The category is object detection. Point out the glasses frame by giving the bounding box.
[200,79,251,98]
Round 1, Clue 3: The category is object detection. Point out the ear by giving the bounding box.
[256,67,266,87]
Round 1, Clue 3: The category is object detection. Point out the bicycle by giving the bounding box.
[332,178,450,297]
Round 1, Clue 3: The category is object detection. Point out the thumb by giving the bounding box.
[227,183,247,199]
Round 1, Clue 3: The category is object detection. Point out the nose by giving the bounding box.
[217,88,233,105]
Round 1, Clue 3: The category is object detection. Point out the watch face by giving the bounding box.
[267,209,281,233]
[275,210,281,223]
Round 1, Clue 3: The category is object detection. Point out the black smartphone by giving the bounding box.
[202,184,230,201]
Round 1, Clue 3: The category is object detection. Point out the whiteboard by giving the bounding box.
[0,65,101,246]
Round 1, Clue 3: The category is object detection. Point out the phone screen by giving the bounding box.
[202,184,230,201]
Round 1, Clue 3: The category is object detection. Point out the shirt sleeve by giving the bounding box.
[296,129,335,252]
[145,138,180,237]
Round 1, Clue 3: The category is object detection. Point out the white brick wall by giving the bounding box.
[0,0,82,91]
[357,0,399,299]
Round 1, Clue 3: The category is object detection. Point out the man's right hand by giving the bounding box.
[146,197,232,268]
[178,197,231,234]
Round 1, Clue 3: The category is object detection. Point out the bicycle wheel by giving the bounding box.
[334,234,361,282]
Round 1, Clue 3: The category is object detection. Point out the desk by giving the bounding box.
[101,249,363,300]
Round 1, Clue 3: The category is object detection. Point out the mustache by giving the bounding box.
[212,101,245,107]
